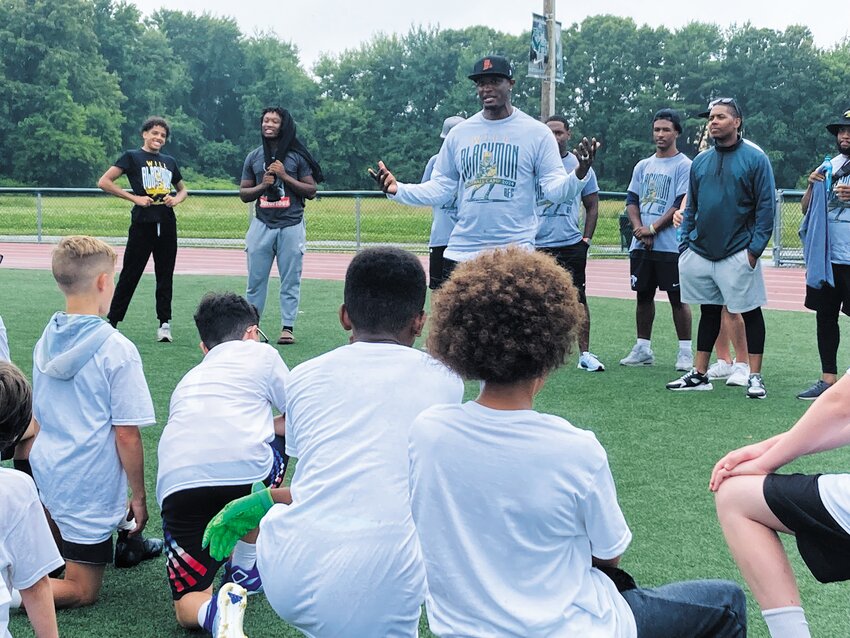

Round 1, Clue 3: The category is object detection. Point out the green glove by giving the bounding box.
[202,481,274,560]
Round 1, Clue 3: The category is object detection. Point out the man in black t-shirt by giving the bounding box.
[98,116,187,342]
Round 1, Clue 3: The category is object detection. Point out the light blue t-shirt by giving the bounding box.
[627,153,691,254]
[393,109,588,262]
[827,154,850,264]
[30,313,156,543]
[422,154,460,247]
[535,153,599,248]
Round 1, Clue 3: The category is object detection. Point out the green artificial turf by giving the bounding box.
[3,268,848,637]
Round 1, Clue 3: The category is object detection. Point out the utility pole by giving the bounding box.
[540,0,556,120]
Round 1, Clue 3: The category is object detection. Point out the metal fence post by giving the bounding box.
[36,191,43,243]
[355,195,362,251]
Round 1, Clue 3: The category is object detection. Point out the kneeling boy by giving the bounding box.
[156,292,289,633]
[204,247,464,637]
[30,236,159,608]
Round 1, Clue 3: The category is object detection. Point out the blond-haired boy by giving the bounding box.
[29,236,160,608]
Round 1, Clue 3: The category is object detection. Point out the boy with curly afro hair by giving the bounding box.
[408,246,747,638]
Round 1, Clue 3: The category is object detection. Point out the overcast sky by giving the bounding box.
[131,0,849,70]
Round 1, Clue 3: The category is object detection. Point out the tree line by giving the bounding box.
[1,0,848,191]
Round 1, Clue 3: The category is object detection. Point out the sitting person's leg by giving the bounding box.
[51,557,108,608]
[715,474,813,638]
[621,578,746,638]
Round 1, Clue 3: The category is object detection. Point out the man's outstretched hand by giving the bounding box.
[370,161,398,195]
[573,137,601,180]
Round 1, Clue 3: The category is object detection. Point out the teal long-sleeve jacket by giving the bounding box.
[679,137,776,260]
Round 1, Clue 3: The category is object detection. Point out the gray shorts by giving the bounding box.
[679,248,767,313]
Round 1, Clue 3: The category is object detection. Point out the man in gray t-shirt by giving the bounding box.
[240,107,317,345]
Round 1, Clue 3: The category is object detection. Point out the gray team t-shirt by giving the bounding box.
[827,154,850,264]
[627,153,691,254]
[241,147,312,229]
[534,154,599,248]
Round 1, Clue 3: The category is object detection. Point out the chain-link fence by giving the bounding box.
[0,187,808,261]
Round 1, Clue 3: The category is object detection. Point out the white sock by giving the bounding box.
[9,588,21,609]
[232,540,257,571]
[678,339,692,351]
[637,338,651,349]
[762,606,811,638]
[197,598,212,629]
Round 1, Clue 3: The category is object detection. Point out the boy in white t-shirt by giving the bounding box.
[29,236,160,608]
[156,291,289,634]
[411,247,747,637]
[203,247,464,637]
[0,361,63,638]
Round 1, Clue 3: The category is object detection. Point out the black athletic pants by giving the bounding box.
[108,218,177,325]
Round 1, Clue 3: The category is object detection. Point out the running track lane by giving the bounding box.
[0,242,807,313]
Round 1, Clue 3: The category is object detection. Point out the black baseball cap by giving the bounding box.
[826,108,850,135]
[653,108,682,133]
[468,55,513,81]
[698,97,742,119]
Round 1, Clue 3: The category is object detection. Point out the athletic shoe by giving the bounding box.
[203,583,248,638]
[277,328,295,345]
[114,530,164,568]
[746,373,767,399]
[675,350,694,372]
[797,379,832,401]
[157,322,173,342]
[578,351,605,372]
[706,359,734,380]
[726,362,750,387]
[220,560,263,595]
[666,369,713,391]
[619,345,654,366]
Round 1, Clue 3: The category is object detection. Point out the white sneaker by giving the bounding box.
[157,322,172,343]
[706,359,734,380]
[578,351,606,372]
[675,350,694,371]
[619,345,654,366]
[746,373,767,399]
[216,583,248,638]
[726,362,750,387]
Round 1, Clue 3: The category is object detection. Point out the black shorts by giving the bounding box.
[764,473,850,583]
[61,536,113,565]
[162,446,287,599]
[630,250,680,293]
[441,257,459,284]
[538,241,589,304]
[804,263,850,316]
[429,245,447,290]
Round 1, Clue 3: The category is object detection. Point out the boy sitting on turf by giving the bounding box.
[408,247,747,637]
[29,235,161,608]
[0,361,63,637]
[156,291,289,634]
[203,247,464,637]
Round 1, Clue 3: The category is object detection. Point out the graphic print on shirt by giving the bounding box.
[141,160,174,202]
[828,172,850,223]
[460,140,520,203]
[534,179,574,217]
[638,171,674,218]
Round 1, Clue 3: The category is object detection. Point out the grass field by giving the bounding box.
[3,267,848,637]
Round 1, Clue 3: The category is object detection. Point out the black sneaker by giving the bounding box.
[666,369,713,391]
[796,379,832,401]
[114,530,164,568]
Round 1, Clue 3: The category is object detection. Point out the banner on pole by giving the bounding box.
[528,13,564,83]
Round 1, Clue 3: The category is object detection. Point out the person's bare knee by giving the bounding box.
[174,588,213,628]
[715,475,791,533]
[55,561,104,608]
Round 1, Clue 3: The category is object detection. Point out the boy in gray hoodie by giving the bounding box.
[29,236,158,608]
